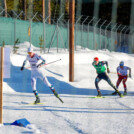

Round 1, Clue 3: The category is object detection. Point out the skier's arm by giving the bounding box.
[102,61,110,73]
[92,62,94,66]
[117,67,121,76]
[21,59,28,71]
[128,67,131,77]
[37,55,46,67]
[102,61,108,68]
[92,62,97,73]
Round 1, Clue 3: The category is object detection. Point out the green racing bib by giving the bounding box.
[93,62,106,73]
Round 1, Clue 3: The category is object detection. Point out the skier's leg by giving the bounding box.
[42,75,52,87]
[112,77,122,95]
[116,77,122,89]
[95,77,101,91]
[43,76,59,98]
[31,77,40,103]
[104,74,122,97]
[122,77,127,95]
[95,77,101,96]
[31,77,38,96]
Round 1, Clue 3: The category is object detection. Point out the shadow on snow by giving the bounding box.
[4,64,120,96]
[3,105,134,114]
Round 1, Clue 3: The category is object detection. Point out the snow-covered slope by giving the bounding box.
[1,42,134,134]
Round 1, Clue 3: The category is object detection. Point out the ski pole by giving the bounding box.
[110,72,134,80]
[41,59,62,66]
[110,72,116,74]
[26,59,62,69]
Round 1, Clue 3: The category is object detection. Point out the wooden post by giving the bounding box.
[42,0,45,19]
[0,47,4,124]
[69,0,75,82]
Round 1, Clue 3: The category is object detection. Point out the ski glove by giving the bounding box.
[20,66,24,71]
[107,68,110,73]
[37,63,42,68]
[37,62,45,68]
[117,72,121,77]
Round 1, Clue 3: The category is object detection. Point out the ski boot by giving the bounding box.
[52,90,59,98]
[34,96,40,104]
[123,91,127,96]
[116,90,123,97]
[50,86,59,98]
[97,91,102,97]
[54,91,59,98]
[112,91,118,95]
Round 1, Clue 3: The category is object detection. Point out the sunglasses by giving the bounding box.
[28,52,32,54]
[120,64,124,66]
[94,61,98,63]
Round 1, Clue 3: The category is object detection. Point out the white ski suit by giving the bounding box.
[22,53,52,92]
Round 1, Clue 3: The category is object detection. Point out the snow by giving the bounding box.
[1,42,134,134]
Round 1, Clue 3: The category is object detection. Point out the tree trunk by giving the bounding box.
[48,0,51,24]
[4,0,7,17]
[42,0,45,20]
[66,0,69,14]
[24,0,26,20]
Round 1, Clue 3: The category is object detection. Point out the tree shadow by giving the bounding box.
[4,64,121,96]
[3,105,134,114]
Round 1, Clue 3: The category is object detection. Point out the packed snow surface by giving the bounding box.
[1,42,134,134]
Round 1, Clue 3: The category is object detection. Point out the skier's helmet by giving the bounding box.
[94,57,99,61]
[27,47,33,53]
[120,61,124,66]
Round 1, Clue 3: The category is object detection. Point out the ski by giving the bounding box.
[50,89,64,103]
[89,96,107,98]
[20,102,45,105]
[26,102,45,105]
[55,97,64,103]
[89,95,125,98]
[102,93,125,97]
[54,94,64,103]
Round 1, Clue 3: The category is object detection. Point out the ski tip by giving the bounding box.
[89,96,106,98]
[59,98,64,103]
[120,95,125,98]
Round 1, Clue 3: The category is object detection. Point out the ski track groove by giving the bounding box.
[49,109,88,134]
[115,98,134,110]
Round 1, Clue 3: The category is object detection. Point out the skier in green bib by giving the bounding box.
[92,57,122,97]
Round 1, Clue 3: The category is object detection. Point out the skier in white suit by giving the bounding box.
[20,47,59,103]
